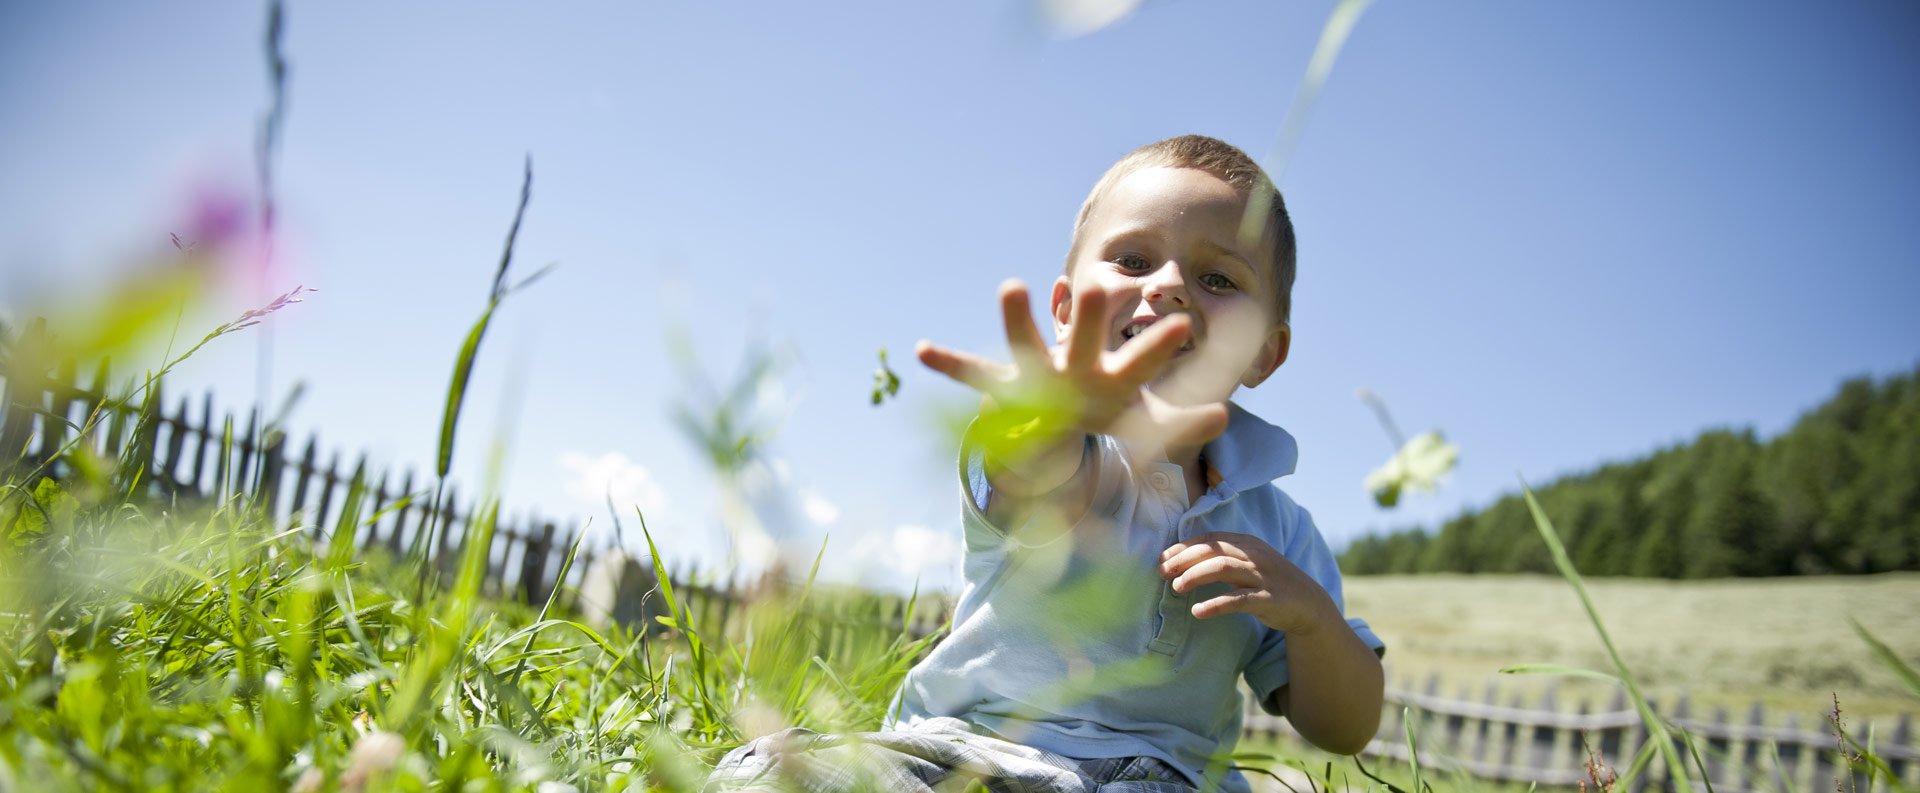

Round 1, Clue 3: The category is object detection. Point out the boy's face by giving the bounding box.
[1053,166,1290,407]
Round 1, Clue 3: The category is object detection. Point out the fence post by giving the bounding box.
[125,378,162,497]
[1526,681,1558,777]
[1891,713,1912,786]
[40,358,81,465]
[233,408,259,499]
[88,358,119,458]
[365,470,391,552]
[0,360,40,471]
[435,484,461,577]
[312,450,341,535]
[258,427,286,521]
[189,391,214,493]
[289,436,317,526]
[520,521,556,605]
[386,470,414,555]
[161,395,190,490]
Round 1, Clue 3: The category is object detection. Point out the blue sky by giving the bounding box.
[3,1,1916,593]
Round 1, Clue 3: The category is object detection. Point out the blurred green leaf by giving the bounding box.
[1365,430,1458,508]
[8,478,75,545]
[870,348,901,406]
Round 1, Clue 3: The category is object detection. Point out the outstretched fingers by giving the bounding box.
[998,280,1051,368]
[916,340,1008,394]
[1061,288,1110,374]
[1110,314,1191,387]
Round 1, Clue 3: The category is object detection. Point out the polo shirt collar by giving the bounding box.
[1204,401,1299,493]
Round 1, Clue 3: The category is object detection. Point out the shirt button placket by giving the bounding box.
[1147,465,1193,656]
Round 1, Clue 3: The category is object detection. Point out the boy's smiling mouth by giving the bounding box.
[1119,316,1197,353]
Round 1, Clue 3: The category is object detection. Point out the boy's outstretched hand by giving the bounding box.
[915,279,1229,491]
[1158,532,1340,635]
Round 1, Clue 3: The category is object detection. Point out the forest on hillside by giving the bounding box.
[1341,365,1920,577]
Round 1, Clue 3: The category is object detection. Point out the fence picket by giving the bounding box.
[188,392,214,492]
[91,359,123,458]
[258,427,285,518]
[40,359,77,459]
[365,470,391,551]
[124,379,161,491]
[1733,700,1764,792]
[384,470,410,555]
[1893,713,1913,786]
[234,408,259,496]
[520,522,555,604]
[436,484,461,575]
[313,450,341,534]
[1526,682,1556,773]
[161,395,190,488]
[0,367,34,467]
[290,436,317,524]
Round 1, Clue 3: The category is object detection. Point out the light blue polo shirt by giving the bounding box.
[885,402,1385,792]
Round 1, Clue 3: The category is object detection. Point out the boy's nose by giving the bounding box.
[1145,262,1191,307]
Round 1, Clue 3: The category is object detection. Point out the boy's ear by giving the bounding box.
[1239,323,1291,388]
[1050,275,1074,340]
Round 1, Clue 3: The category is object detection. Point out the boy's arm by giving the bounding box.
[1263,618,1385,755]
[978,421,1096,531]
[1160,531,1386,755]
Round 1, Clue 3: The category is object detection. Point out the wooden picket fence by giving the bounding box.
[0,358,599,604]
[5,360,1915,791]
[1242,673,1918,792]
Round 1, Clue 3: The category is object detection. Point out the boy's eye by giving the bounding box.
[1112,253,1152,271]
[1200,272,1237,291]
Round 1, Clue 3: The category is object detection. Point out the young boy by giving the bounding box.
[707,135,1385,792]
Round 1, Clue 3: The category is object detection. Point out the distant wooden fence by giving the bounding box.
[1244,674,1918,792]
[0,359,601,605]
[6,362,1915,791]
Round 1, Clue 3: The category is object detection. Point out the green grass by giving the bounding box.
[0,467,937,791]
[1347,571,1920,724]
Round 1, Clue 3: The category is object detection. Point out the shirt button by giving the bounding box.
[1148,471,1172,490]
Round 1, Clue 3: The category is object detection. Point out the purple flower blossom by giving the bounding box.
[230,284,311,329]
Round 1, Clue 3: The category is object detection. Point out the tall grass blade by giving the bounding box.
[1402,705,1423,793]
[436,156,533,479]
[1519,479,1692,785]
[1852,618,1920,699]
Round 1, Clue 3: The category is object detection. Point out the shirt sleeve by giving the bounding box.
[1242,498,1387,715]
[959,430,1114,553]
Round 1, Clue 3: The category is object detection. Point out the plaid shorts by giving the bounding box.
[703,717,1195,793]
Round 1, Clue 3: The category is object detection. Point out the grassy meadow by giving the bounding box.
[1349,572,1920,725]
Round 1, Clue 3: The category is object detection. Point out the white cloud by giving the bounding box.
[844,523,960,592]
[800,490,840,526]
[559,451,667,518]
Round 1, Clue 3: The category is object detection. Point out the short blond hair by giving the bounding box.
[1067,135,1297,325]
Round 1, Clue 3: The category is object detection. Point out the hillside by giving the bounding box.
[1342,365,1920,577]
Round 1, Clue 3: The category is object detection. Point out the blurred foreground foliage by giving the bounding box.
[1345,365,1920,577]
[0,449,933,791]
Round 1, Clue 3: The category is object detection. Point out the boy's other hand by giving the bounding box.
[1158,532,1341,636]
[915,279,1228,462]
